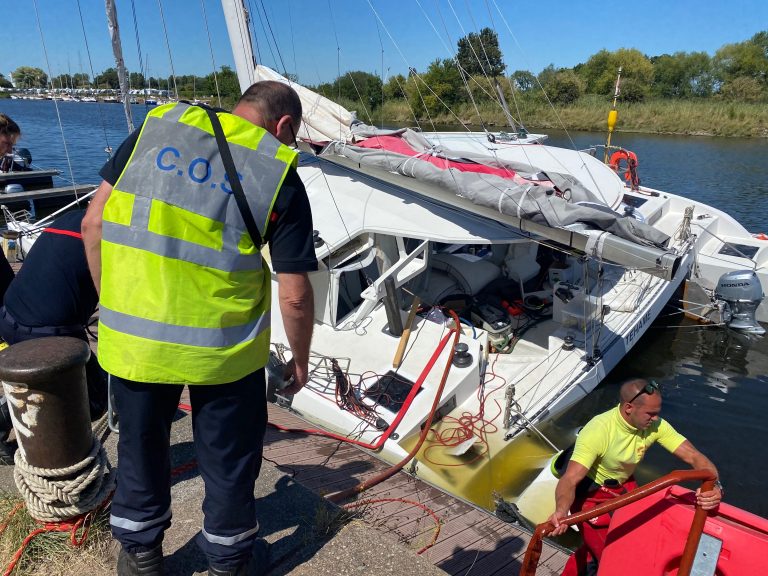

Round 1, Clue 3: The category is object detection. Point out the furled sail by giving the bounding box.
[255,65,353,144]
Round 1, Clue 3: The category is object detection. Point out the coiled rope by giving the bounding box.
[13,434,114,523]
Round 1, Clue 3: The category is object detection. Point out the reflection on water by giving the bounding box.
[5,101,768,519]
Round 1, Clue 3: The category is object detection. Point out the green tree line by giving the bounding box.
[310,28,768,121]
[7,28,767,134]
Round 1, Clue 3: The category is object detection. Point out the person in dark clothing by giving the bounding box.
[0,209,108,435]
[0,113,29,173]
[0,250,13,304]
[83,82,316,576]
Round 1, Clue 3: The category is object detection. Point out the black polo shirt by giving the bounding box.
[99,126,317,274]
[3,210,98,327]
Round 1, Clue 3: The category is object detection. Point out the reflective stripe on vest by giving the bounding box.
[99,102,298,384]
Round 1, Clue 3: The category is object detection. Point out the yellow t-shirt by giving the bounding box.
[570,405,687,485]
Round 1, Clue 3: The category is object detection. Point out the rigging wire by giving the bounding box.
[461,0,523,130]
[128,0,146,107]
[372,12,386,129]
[442,0,492,132]
[487,0,610,206]
[286,1,299,80]
[365,0,442,135]
[257,0,288,75]
[481,0,529,134]
[155,0,179,100]
[31,0,79,198]
[200,0,222,108]
[249,0,277,74]
[242,1,260,67]
[74,0,112,154]
[230,0,255,89]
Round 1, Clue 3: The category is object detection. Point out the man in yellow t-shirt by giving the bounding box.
[547,378,722,575]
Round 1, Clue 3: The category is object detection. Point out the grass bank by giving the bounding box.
[377,96,768,138]
[0,494,113,575]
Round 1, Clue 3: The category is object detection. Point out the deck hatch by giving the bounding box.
[718,243,759,259]
[363,371,419,413]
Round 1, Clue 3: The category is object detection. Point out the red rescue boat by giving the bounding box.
[521,470,768,575]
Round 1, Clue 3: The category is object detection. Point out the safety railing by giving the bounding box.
[520,469,716,576]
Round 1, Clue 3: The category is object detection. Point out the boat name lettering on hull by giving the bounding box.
[626,310,653,346]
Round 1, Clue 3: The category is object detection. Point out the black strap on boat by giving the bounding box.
[203,106,264,248]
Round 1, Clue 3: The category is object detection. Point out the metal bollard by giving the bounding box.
[0,337,92,469]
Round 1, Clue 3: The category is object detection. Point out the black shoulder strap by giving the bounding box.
[203,106,263,248]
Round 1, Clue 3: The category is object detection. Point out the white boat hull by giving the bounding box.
[264,154,693,509]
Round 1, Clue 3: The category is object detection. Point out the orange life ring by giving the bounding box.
[608,149,640,190]
[754,233,768,241]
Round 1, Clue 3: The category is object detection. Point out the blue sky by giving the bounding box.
[3,0,767,86]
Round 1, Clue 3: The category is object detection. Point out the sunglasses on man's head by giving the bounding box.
[628,380,660,404]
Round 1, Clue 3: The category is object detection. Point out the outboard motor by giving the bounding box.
[714,270,765,335]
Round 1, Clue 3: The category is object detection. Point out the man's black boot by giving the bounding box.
[116,545,164,576]
[208,539,269,576]
[208,564,248,576]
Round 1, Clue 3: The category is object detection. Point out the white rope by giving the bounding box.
[13,434,114,523]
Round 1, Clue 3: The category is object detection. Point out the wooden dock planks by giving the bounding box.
[263,404,570,575]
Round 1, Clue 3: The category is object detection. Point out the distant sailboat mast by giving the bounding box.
[105,0,134,132]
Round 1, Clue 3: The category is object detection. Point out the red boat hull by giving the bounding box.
[599,485,768,575]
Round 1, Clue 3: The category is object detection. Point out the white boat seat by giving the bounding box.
[504,241,540,294]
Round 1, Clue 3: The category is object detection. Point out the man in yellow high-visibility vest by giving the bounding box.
[82,81,316,576]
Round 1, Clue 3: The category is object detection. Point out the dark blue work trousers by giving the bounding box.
[110,369,266,568]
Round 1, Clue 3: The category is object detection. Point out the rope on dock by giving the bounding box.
[12,436,114,523]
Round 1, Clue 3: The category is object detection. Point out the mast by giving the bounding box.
[221,0,257,94]
[105,0,134,132]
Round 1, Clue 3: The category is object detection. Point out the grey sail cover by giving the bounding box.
[327,125,669,247]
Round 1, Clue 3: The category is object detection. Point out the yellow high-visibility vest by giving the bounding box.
[99,102,298,384]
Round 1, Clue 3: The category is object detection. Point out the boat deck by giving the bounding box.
[264,404,570,575]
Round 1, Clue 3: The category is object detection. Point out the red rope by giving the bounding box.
[420,355,507,467]
[1,496,111,575]
[343,498,441,554]
[268,332,454,450]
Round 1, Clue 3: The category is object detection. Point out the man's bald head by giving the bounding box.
[619,378,662,429]
[620,378,662,405]
[236,81,302,129]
